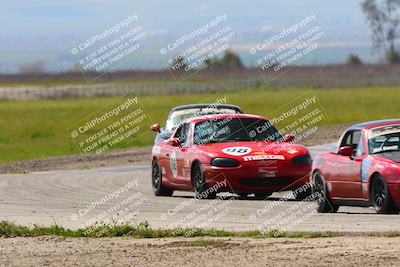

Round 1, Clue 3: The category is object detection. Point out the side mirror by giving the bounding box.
[150,123,161,133]
[338,146,353,157]
[283,134,295,143]
[168,137,181,147]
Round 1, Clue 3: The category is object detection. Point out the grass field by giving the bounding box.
[2,220,400,238]
[0,220,341,238]
[4,65,400,89]
[1,87,400,164]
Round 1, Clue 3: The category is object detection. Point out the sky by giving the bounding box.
[0,0,377,73]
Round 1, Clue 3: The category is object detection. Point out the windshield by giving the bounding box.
[165,107,239,131]
[194,118,282,145]
[368,125,400,154]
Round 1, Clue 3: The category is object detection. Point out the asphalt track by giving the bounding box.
[1,143,400,233]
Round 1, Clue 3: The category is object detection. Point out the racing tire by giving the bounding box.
[253,192,272,199]
[370,175,399,214]
[293,186,312,201]
[238,193,249,199]
[192,162,217,199]
[312,171,339,213]
[152,159,173,197]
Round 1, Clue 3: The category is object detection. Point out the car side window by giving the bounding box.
[174,123,190,147]
[341,132,352,147]
[181,123,191,147]
[174,125,183,140]
[355,132,365,157]
[340,130,361,156]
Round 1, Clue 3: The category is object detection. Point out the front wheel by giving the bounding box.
[192,163,216,199]
[293,186,312,201]
[312,171,339,213]
[152,159,173,196]
[371,175,399,214]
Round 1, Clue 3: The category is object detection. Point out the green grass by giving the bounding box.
[1,87,400,164]
[2,221,399,239]
[0,220,341,238]
[0,79,190,88]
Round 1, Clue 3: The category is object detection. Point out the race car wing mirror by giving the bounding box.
[150,123,161,133]
[168,137,181,147]
[283,134,295,143]
[338,146,352,157]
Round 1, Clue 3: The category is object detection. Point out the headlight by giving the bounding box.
[211,158,240,167]
[292,155,312,166]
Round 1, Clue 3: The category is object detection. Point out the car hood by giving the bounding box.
[195,141,309,160]
[373,151,400,164]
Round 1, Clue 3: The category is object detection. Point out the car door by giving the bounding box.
[329,130,364,199]
[156,134,175,184]
[175,123,192,186]
[166,123,192,189]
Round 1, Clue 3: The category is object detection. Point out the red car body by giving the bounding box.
[312,119,400,213]
[151,113,312,198]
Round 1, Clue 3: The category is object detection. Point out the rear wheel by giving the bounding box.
[152,159,173,196]
[371,175,399,214]
[312,171,339,213]
[192,163,216,199]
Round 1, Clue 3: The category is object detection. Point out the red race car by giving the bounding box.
[150,113,312,199]
[312,119,400,214]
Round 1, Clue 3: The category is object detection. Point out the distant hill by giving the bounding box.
[0,0,374,73]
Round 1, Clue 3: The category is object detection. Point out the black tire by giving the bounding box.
[312,171,339,213]
[152,159,173,196]
[370,175,399,214]
[238,193,249,199]
[192,163,216,199]
[293,186,312,201]
[253,192,272,199]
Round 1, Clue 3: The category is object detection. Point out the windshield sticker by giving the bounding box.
[222,147,252,156]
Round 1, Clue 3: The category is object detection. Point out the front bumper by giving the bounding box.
[202,161,311,193]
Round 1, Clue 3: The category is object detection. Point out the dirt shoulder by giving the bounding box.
[0,147,151,174]
[0,236,399,266]
[0,124,349,174]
